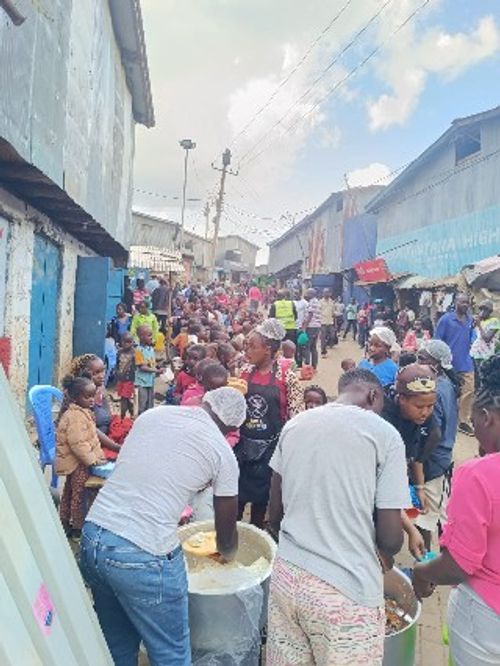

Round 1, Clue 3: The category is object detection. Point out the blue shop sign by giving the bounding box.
[377,205,500,278]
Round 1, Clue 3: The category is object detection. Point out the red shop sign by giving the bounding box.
[354,258,391,283]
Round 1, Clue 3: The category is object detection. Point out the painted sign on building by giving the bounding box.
[306,221,326,274]
[377,205,500,278]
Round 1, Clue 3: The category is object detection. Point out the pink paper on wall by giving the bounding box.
[33,584,55,636]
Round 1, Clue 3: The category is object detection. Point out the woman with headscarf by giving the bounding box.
[236,318,302,528]
[413,354,500,665]
[358,326,399,388]
[414,340,460,550]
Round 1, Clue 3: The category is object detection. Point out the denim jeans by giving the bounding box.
[448,584,500,665]
[304,327,320,368]
[80,522,190,666]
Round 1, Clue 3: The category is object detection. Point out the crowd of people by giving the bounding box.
[50,276,499,666]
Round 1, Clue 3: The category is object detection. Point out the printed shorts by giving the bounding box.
[267,557,385,665]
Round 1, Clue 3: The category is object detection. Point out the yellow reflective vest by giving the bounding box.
[274,299,296,330]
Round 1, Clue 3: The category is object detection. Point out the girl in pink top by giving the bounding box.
[413,354,500,665]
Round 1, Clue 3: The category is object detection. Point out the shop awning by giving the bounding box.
[394,274,460,290]
[129,245,185,273]
[462,255,500,290]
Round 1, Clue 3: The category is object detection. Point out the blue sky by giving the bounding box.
[134,0,500,261]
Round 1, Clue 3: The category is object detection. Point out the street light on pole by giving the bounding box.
[179,138,196,250]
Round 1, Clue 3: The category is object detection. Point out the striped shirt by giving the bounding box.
[306,298,321,328]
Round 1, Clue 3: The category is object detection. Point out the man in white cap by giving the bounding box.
[81,387,246,665]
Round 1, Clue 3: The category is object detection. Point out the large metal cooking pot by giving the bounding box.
[383,568,421,666]
[178,520,276,666]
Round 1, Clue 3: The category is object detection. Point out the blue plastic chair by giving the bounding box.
[28,385,63,489]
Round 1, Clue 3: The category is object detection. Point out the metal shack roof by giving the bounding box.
[366,105,500,212]
[129,245,185,273]
[109,0,155,128]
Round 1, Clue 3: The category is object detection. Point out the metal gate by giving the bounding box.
[28,234,61,390]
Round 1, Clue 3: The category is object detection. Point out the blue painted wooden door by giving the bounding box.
[28,235,61,390]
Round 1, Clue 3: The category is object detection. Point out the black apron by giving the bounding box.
[236,364,284,505]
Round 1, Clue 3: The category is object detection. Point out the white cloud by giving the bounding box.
[318,125,342,149]
[347,162,392,187]
[368,15,500,131]
[135,0,396,238]
[135,1,500,250]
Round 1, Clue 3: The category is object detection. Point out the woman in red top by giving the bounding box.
[236,318,301,528]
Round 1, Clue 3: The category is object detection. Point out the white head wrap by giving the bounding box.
[369,326,398,351]
[421,339,453,370]
[255,318,286,341]
[202,387,247,428]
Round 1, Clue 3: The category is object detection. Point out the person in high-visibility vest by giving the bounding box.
[269,289,298,344]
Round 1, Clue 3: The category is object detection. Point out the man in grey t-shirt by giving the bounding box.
[81,388,246,666]
[266,369,410,666]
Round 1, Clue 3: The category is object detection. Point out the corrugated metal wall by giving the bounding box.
[0,1,135,249]
[375,116,500,277]
[376,117,500,241]
[0,368,112,665]
[216,235,258,270]
[268,187,383,276]
[131,212,213,269]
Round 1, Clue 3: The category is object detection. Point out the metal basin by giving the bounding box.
[384,568,421,666]
[178,520,276,665]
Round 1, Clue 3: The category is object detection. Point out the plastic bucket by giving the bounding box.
[178,520,276,665]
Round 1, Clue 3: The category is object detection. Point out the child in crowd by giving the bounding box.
[216,341,238,376]
[110,302,131,343]
[104,325,117,385]
[130,301,159,344]
[281,339,297,371]
[154,329,166,363]
[174,344,207,399]
[56,376,106,538]
[340,358,356,373]
[171,324,189,357]
[187,323,201,345]
[205,342,219,360]
[180,358,214,406]
[116,332,135,419]
[358,326,399,388]
[182,361,229,406]
[134,325,160,415]
[304,385,328,409]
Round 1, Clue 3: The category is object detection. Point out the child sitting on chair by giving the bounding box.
[56,376,106,540]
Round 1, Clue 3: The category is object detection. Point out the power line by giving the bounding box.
[229,0,355,148]
[237,0,395,167]
[239,0,432,170]
[133,186,202,202]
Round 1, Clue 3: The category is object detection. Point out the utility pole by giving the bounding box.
[203,201,210,240]
[179,138,196,250]
[210,148,238,276]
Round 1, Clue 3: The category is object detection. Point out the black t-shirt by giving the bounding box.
[381,396,433,463]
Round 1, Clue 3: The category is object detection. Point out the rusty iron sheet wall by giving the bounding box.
[0,1,135,249]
